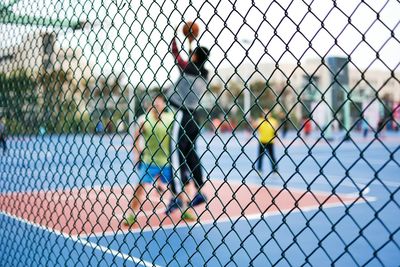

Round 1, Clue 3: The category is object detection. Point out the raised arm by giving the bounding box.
[171,37,188,70]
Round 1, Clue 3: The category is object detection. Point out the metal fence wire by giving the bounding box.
[0,0,399,266]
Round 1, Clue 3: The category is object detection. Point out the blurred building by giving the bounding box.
[51,42,93,114]
[0,30,57,119]
[0,29,94,117]
[0,29,133,132]
[213,57,399,129]
[0,30,55,74]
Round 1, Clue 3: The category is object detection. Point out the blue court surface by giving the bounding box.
[0,130,399,266]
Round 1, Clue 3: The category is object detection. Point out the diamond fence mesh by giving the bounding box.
[0,0,400,266]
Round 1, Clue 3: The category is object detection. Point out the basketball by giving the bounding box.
[182,21,199,41]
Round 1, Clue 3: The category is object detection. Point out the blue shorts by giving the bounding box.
[138,164,172,184]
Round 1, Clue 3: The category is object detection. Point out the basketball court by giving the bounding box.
[0,131,398,266]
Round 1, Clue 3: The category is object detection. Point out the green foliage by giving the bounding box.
[39,69,89,134]
[0,70,38,134]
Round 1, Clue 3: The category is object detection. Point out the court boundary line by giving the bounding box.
[89,195,376,239]
[78,180,370,239]
[222,179,369,198]
[0,178,375,239]
[0,177,378,265]
[0,210,160,267]
[323,174,400,188]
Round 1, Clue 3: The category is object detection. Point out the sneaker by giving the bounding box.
[189,193,207,207]
[181,211,196,222]
[156,185,164,193]
[166,198,183,215]
[124,214,136,226]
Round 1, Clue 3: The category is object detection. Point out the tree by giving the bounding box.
[249,80,274,118]
[39,69,88,133]
[0,70,38,133]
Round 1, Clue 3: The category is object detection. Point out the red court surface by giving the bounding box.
[0,181,361,237]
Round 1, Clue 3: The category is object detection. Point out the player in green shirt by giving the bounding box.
[124,94,195,225]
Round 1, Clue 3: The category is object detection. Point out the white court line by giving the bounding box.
[62,180,376,239]
[1,179,377,242]
[0,210,160,267]
[321,174,400,189]
[360,159,399,166]
[95,196,375,238]
[225,179,372,199]
[288,154,399,167]
[370,180,400,188]
[255,172,398,197]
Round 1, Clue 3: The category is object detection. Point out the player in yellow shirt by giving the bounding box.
[252,109,279,175]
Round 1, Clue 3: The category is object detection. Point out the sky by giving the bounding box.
[1,0,400,87]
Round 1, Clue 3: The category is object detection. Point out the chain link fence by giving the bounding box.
[0,0,399,266]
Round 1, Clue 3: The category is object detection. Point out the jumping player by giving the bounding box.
[166,24,210,214]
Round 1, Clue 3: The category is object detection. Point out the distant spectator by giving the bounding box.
[332,119,340,133]
[251,109,279,175]
[39,126,46,136]
[212,118,222,133]
[95,120,104,133]
[0,117,7,154]
[362,119,369,138]
[303,117,312,137]
[278,112,289,138]
[377,117,387,138]
[106,120,113,133]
